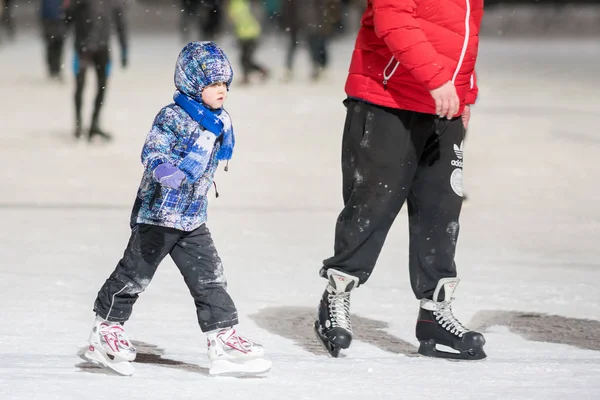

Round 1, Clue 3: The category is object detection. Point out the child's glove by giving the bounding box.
[153,163,185,189]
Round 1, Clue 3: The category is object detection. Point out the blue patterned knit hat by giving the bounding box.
[174,41,234,102]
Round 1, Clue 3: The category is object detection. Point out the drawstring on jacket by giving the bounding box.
[383,57,400,90]
[212,161,230,198]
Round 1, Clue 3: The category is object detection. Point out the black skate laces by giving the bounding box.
[328,290,352,332]
[433,301,470,338]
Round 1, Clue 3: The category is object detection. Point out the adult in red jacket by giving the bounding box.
[315,0,487,361]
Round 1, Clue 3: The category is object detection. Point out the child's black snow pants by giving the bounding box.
[94,223,238,332]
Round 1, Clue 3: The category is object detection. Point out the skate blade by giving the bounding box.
[313,321,341,358]
[418,340,487,361]
[84,346,135,376]
[209,358,272,377]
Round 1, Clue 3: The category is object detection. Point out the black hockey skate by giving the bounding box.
[416,278,486,361]
[314,269,359,358]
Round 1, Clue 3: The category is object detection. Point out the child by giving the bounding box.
[84,41,271,377]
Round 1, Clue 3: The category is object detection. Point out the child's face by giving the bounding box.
[202,82,227,109]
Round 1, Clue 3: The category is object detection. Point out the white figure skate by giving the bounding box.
[207,327,271,377]
[84,316,137,376]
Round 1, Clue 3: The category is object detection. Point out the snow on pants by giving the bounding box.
[321,98,466,300]
[94,223,238,332]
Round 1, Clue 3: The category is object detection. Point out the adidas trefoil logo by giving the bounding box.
[454,142,463,159]
[451,141,464,167]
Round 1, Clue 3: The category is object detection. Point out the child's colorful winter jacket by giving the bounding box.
[131,41,235,231]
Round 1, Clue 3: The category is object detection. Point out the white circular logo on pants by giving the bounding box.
[450,168,463,197]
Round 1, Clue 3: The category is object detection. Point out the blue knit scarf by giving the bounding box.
[173,91,234,161]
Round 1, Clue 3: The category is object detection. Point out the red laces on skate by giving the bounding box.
[218,328,253,353]
[99,323,131,352]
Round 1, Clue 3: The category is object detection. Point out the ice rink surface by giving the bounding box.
[1,32,599,399]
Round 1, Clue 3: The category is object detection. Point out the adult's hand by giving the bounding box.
[430,81,459,119]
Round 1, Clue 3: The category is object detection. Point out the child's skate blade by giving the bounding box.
[84,346,135,376]
[418,339,487,361]
[313,321,341,358]
[209,358,272,377]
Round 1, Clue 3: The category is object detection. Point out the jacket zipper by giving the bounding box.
[452,0,471,83]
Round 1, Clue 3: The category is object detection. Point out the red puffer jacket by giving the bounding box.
[345,0,484,115]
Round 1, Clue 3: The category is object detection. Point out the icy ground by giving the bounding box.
[1,32,600,399]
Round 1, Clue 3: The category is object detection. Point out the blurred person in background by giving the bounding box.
[64,0,128,142]
[40,0,67,81]
[180,0,223,43]
[228,0,269,85]
[314,0,487,361]
[332,0,364,35]
[1,0,15,41]
[280,0,339,82]
[262,0,282,33]
[0,0,3,44]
